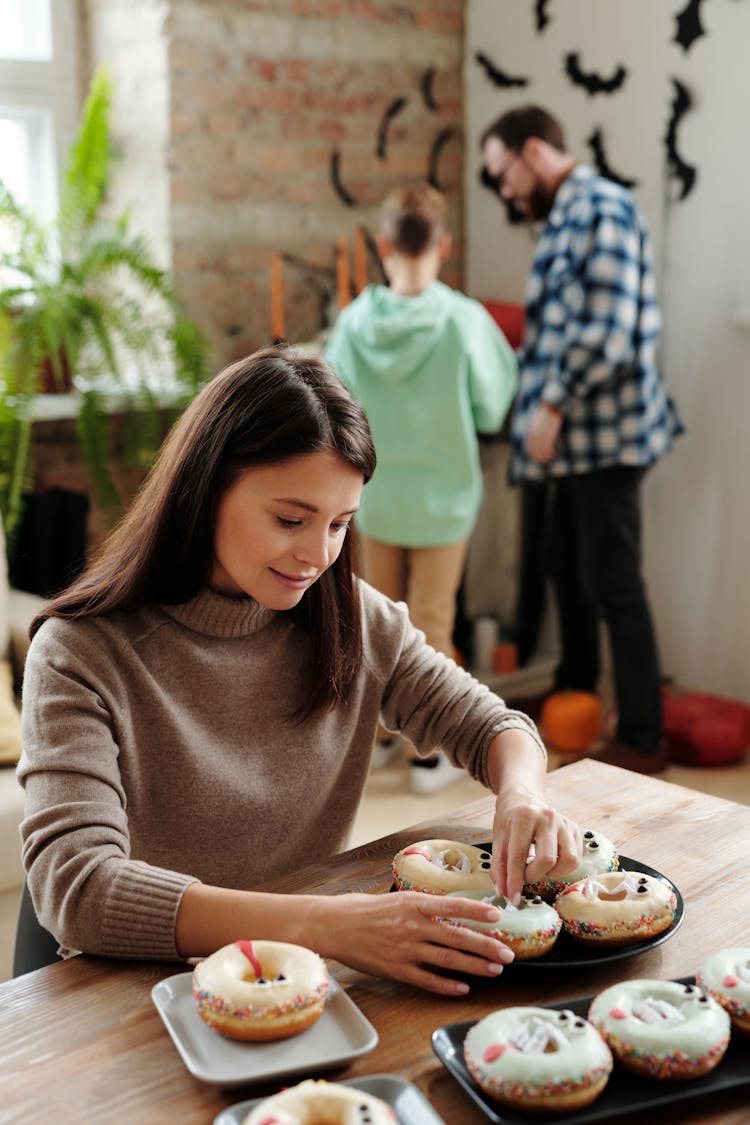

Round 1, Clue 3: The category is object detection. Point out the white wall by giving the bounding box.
[464,0,750,702]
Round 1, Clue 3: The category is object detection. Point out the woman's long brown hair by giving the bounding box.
[32,346,377,718]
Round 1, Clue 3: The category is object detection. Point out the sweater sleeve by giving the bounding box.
[463,299,519,434]
[17,624,198,961]
[359,583,545,788]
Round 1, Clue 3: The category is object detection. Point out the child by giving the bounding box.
[324,185,519,793]
[17,346,579,995]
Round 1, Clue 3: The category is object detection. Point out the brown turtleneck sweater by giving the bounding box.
[18,582,544,961]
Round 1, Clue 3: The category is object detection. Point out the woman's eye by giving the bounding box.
[331,521,351,534]
[277,517,302,529]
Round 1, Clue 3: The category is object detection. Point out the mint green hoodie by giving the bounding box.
[324,280,518,546]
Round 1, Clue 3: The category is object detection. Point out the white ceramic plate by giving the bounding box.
[151,971,378,1088]
[214,1074,446,1125]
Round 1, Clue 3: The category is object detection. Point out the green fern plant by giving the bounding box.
[0,65,208,541]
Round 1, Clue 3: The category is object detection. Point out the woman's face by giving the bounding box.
[210,448,364,609]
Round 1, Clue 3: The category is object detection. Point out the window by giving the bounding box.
[0,0,78,223]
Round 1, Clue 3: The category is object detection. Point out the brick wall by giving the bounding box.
[130,0,463,368]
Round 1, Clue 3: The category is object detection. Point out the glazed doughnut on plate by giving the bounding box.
[241,1078,397,1124]
[696,947,750,1035]
[392,838,494,894]
[464,1006,613,1113]
[443,888,562,959]
[192,939,330,1041]
[588,978,731,1079]
[554,869,677,946]
[524,828,619,900]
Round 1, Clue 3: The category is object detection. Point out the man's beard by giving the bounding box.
[526,182,554,222]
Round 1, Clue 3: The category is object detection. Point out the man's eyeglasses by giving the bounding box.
[480,152,520,194]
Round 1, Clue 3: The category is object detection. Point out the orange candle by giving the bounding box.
[353,226,367,294]
[270,252,284,340]
[336,234,351,309]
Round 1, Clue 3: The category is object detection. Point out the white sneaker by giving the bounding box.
[370,735,403,769]
[409,751,465,795]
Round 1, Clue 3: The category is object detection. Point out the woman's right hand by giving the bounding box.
[307,890,515,995]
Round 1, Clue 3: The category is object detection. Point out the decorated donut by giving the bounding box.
[554,869,677,946]
[444,888,562,959]
[588,978,731,1079]
[192,939,330,1041]
[696,947,750,1035]
[392,838,494,894]
[242,1079,397,1124]
[524,828,619,900]
[464,1006,613,1113]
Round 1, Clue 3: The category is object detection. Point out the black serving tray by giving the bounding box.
[431,976,749,1123]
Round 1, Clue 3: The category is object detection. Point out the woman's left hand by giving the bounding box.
[490,783,582,901]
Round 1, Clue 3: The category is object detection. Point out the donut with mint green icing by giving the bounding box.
[443,888,562,959]
[588,978,731,1079]
[524,828,619,900]
[464,1006,612,1113]
[696,948,750,1035]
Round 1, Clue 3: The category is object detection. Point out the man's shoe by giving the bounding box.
[591,740,669,775]
[409,751,465,795]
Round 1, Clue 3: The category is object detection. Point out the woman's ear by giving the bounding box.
[438,232,453,262]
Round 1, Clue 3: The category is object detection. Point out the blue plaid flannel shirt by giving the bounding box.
[510,164,683,483]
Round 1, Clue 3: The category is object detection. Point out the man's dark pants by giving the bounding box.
[547,465,663,753]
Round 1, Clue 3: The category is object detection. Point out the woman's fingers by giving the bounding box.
[491,800,583,899]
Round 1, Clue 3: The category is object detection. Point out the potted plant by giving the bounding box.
[0,65,208,542]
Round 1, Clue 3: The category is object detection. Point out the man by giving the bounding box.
[482,105,684,773]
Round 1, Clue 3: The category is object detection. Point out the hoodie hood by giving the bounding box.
[335,280,454,382]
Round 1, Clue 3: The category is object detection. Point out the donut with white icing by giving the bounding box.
[554,869,677,946]
[588,978,731,1079]
[464,1006,613,1113]
[392,839,494,895]
[443,888,562,959]
[696,947,750,1035]
[524,828,619,900]
[241,1079,397,1125]
[192,940,330,1041]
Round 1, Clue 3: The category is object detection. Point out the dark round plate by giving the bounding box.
[392,851,685,971]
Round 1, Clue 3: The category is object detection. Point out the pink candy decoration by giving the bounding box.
[483,1043,508,1062]
[235,939,263,979]
[403,847,432,861]
[723,974,739,988]
[610,1007,627,1019]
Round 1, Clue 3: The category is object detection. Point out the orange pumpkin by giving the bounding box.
[540,691,603,753]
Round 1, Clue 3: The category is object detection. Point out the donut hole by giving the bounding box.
[441,848,469,872]
[598,888,629,901]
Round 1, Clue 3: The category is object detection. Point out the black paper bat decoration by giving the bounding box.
[535,0,551,32]
[565,52,628,96]
[376,96,408,160]
[329,150,357,207]
[475,51,529,89]
[665,78,697,200]
[479,166,525,225]
[420,67,438,112]
[427,125,457,191]
[586,129,638,189]
[674,0,707,52]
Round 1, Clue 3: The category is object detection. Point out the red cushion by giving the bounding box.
[480,300,525,349]
[662,690,750,765]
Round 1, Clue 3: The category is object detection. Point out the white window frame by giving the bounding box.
[0,0,80,221]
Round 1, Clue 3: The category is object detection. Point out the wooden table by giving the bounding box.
[2,759,749,1124]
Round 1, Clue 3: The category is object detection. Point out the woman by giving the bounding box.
[18,346,580,996]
